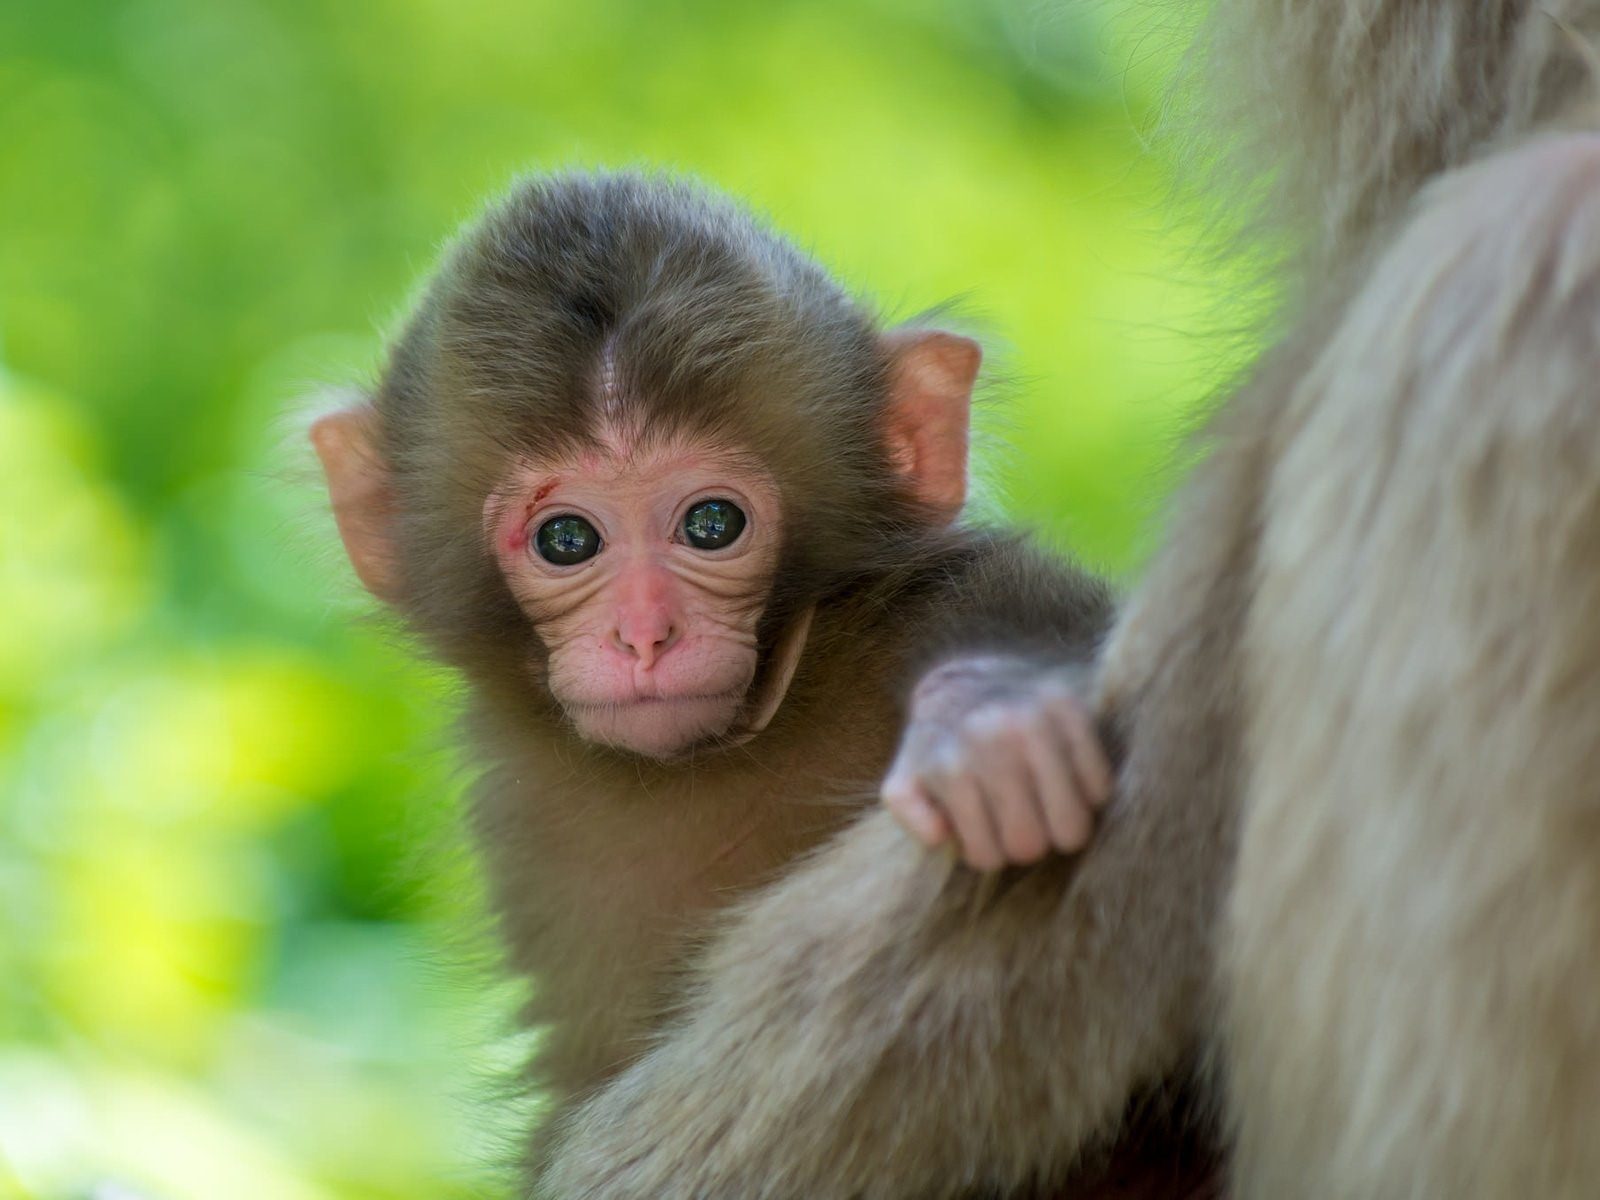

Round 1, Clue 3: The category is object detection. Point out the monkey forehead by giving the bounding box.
[505,427,770,492]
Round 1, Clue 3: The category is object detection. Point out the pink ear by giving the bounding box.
[310,402,402,604]
[881,329,981,522]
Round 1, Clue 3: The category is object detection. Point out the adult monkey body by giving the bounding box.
[311,174,1190,1194]
[1206,2,1600,1192]
[530,2,1600,1198]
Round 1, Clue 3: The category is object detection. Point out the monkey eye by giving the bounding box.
[533,514,602,565]
[683,499,747,550]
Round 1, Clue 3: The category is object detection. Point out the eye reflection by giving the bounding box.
[534,514,602,565]
[683,499,746,550]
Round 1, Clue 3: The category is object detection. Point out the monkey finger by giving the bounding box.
[937,775,1007,872]
[1049,697,1114,807]
[982,748,1054,865]
[1024,731,1095,854]
[883,781,953,848]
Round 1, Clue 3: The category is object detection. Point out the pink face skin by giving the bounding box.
[487,430,784,759]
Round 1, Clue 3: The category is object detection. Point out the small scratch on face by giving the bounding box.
[497,477,561,555]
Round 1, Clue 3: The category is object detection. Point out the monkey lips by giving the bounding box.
[560,686,749,758]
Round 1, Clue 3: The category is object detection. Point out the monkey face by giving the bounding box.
[312,176,982,763]
[485,427,784,758]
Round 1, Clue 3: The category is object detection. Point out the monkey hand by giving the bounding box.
[881,655,1112,871]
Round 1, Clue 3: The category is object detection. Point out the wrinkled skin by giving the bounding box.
[485,428,785,758]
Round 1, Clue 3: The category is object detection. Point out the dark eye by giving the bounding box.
[683,498,747,550]
[533,514,602,565]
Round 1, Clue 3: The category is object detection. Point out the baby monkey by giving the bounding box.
[312,171,1114,1181]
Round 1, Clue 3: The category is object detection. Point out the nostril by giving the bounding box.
[613,622,678,667]
[639,627,677,668]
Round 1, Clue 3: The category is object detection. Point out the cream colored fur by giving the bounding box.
[1227,132,1600,1199]
[1200,0,1600,275]
[1169,3,1600,1195]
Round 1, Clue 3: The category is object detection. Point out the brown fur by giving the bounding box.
[536,4,1600,1198]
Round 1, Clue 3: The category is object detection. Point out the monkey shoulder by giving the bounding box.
[844,528,1115,673]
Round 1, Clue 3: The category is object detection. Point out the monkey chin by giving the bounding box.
[566,691,745,760]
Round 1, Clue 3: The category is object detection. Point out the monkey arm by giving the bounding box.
[536,756,1228,1200]
[908,536,1117,688]
[876,540,1124,868]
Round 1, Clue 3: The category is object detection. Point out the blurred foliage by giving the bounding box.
[0,0,1220,1195]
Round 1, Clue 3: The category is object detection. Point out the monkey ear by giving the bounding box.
[309,401,402,605]
[881,330,980,522]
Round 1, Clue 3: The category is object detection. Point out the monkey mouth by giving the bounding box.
[565,689,747,758]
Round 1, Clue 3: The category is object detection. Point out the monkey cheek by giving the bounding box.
[567,692,745,759]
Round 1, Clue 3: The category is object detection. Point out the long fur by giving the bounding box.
[1228,128,1600,1199]
[1197,0,1600,279]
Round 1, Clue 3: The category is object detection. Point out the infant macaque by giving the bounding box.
[313,172,1118,1172]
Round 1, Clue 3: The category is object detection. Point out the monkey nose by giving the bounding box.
[612,617,678,669]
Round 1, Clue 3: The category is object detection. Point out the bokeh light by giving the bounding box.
[0,2,1220,1194]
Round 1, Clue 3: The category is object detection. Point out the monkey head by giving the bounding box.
[312,172,979,759]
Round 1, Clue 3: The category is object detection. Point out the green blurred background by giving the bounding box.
[0,2,1219,1196]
